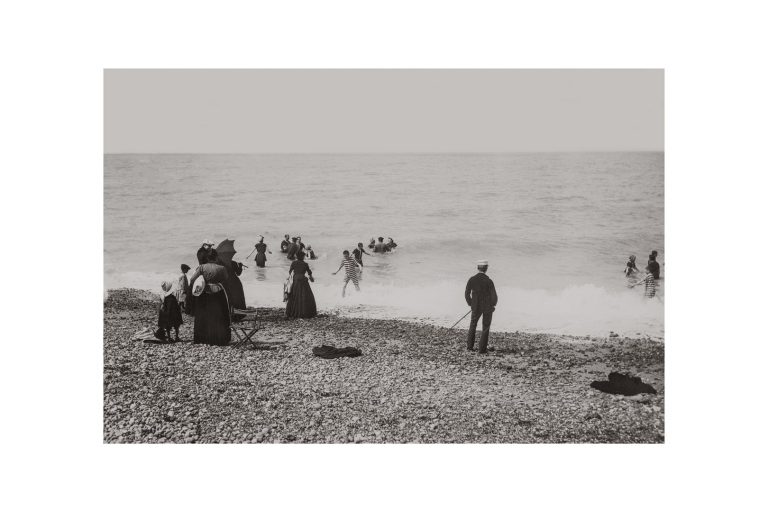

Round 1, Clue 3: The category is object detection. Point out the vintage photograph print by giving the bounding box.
[104,69,664,443]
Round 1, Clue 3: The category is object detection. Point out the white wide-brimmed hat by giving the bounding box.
[161,280,174,296]
[192,276,206,296]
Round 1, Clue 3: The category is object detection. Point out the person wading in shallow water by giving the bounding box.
[332,250,361,297]
[465,259,498,354]
[352,242,370,280]
[630,266,658,299]
[647,250,661,280]
[280,234,291,253]
[253,236,271,268]
[624,255,639,277]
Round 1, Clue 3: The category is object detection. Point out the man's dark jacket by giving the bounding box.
[465,272,498,313]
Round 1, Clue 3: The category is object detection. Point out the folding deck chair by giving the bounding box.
[230,307,262,348]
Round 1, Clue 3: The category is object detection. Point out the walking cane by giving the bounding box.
[449,310,472,330]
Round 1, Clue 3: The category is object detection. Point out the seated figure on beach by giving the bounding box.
[286,251,317,319]
[188,249,231,345]
[332,250,361,297]
[158,280,183,342]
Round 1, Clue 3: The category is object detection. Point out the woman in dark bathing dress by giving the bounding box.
[254,236,271,268]
[286,251,317,319]
[188,249,231,345]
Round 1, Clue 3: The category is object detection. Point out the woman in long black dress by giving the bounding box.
[220,258,246,311]
[254,236,271,268]
[188,249,231,345]
[196,240,214,265]
[286,251,317,319]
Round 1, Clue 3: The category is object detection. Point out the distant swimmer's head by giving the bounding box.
[477,259,489,272]
[387,237,394,243]
[181,264,191,273]
[378,237,384,242]
[629,255,636,262]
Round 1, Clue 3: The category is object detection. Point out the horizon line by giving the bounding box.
[104,149,664,155]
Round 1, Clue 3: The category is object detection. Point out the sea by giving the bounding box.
[104,152,664,340]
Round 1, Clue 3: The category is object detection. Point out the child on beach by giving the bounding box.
[176,264,190,312]
[630,267,657,299]
[332,250,361,297]
[158,280,183,341]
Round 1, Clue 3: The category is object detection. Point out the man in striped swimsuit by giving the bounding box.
[631,267,657,298]
[332,250,361,297]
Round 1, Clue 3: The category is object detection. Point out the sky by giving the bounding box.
[104,69,663,153]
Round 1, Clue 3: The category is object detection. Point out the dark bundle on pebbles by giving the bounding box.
[104,288,665,444]
[312,345,362,359]
[590,372,658,396]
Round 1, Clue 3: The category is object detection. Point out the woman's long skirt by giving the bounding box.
[285,276,317,319]
[193,291,231,345]
[255,252,267,267]
[223,274,246,311]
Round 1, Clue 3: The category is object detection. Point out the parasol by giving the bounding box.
[216,239,237,266]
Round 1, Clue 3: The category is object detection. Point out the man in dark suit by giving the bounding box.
[465,259,498,354]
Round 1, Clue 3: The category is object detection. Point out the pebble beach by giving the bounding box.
[104,288,665,443]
